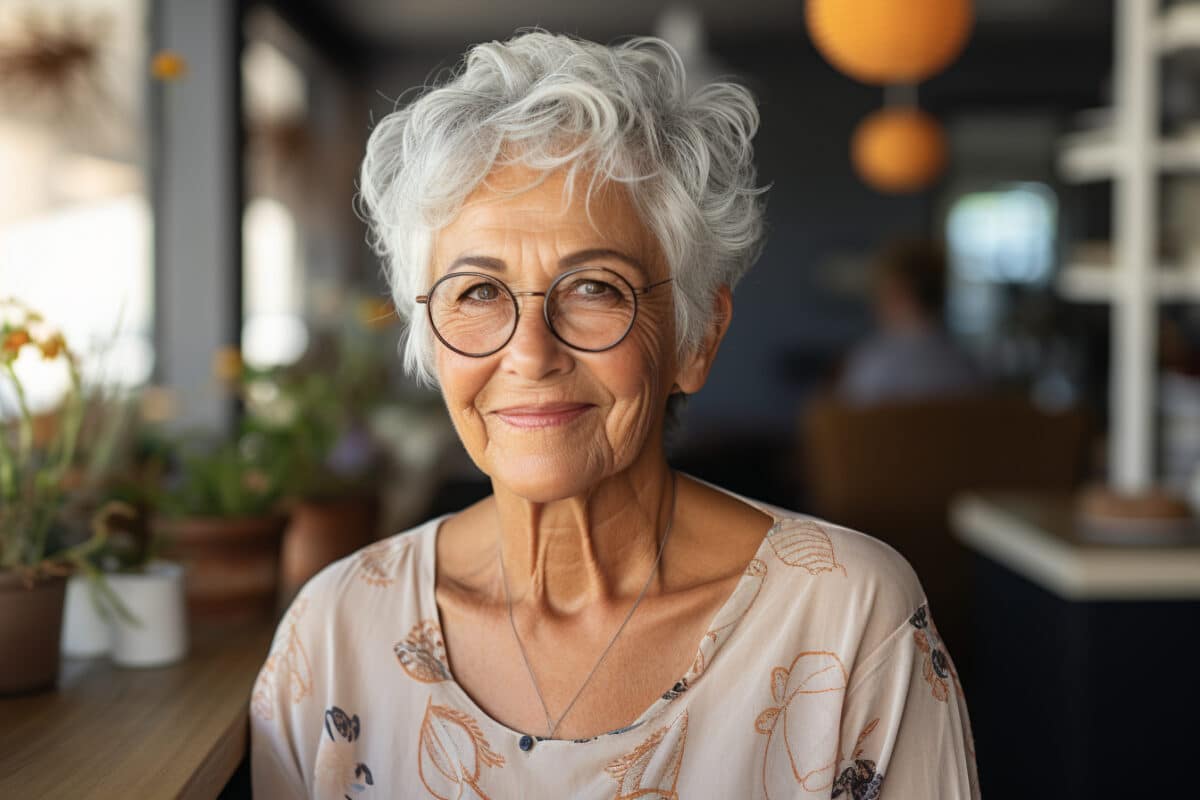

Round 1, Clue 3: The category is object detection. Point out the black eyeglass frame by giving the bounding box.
[415,266,673,357]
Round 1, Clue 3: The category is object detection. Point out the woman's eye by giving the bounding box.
[572,280,614,297]
[462,283,500,302]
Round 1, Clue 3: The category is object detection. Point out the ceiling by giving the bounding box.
[310,0,1111,50]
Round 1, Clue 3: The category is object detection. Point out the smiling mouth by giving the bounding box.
[492,403,594,429]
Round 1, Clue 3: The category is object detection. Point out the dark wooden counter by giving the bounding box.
[951,491,1200,799]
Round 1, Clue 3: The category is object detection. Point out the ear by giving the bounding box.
[672,285,733,395]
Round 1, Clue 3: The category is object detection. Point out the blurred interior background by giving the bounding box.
[1,1,1198,798]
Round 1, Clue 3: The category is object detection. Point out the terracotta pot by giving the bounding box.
[0,570,68,695]
[279,494,380,607]
[155,514,287,623]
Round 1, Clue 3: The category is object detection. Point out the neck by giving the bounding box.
[490,452,676,617]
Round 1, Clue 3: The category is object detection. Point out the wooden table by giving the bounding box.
[0,620,274,798]
[951,491,1200,800]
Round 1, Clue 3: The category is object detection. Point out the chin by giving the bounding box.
[486,451,610,504]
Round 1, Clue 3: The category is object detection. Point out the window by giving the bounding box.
[945,182,1058,337]
[0,0,151,414]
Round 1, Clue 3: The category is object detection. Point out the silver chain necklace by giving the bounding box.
[497,471,678,741]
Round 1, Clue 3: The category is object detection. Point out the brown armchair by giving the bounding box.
[801,391,1091,676]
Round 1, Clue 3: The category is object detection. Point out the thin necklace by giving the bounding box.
[497,471,678,740]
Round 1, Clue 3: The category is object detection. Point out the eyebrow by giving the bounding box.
[446,248,648,277]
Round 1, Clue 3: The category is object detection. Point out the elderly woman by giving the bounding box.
[251,32,979,799]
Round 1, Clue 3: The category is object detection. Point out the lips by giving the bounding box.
[492,402,594,429]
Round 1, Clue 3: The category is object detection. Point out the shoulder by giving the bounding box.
[696,481,924,611]
[250,517,444,789]
[766,514,923,604]
[270,516,439,646]
[716,488,928,657]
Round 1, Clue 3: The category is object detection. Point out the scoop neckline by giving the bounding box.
[419,489,783,747]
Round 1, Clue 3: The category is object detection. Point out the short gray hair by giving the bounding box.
[359,30,767,385]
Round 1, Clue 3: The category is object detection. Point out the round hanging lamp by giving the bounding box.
[851,107,947,193]
[806,0,973,85]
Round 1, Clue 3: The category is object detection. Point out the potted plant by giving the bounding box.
[60,493,188,668]
[91,500,189,667]
[0,298,107,694]
[244,296,397,605]
[58,378,152,658]
[149,367,292,623]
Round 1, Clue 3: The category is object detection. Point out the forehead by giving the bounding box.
[432,163,657,270]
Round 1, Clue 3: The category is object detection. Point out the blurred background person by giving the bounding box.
[837,238,984,406]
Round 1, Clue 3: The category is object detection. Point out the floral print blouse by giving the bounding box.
[250,492,980,798]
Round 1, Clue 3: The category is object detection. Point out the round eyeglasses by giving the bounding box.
[416,266,673,357]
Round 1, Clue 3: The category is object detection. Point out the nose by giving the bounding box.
[501,294,573,381]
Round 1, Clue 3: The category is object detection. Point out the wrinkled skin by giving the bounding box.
[428,162,770,740]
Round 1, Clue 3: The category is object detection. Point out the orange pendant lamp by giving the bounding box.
[851,107,947,194]
[806,0,974,85]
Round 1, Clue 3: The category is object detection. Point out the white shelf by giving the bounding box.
[1059,3,1200,184]
[1157,2,1200,53]
[1057,261,1200,302]
[1057,131,1120,182]
[1057,131,1200,183]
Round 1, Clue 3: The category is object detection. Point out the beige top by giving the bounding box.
[250,492,981,799]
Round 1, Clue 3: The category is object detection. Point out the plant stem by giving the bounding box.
[28,356,83,565]
[0,378,20,567]
[0,411,15,501]
[50,354,84,481]
[3,361,34,470]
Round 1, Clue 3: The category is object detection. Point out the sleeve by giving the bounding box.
[251,732,308,799]
[249,587,324,798]
[834,603,980,800]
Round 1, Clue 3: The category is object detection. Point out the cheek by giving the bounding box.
[435,349,492,442]
[599,320,675,452]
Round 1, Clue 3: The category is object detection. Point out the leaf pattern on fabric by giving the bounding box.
[754,650,849,798]
[395,620,452,683]
[356,537,413,587]
[251,596,313,721]
[689,558,768,678]
[418,698,505,799]
[767,521,847,576]
[605,710,689,800]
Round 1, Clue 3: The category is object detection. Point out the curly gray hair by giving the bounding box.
[359,30,767,385]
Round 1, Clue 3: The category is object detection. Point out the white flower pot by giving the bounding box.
[107,561,189,668]
[60,574,110,658]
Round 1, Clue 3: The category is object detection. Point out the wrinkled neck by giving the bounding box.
[491,456,676,617]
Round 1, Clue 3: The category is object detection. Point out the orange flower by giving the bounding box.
[139,385,178,424]
[212,346,243,384]
[37,334,64,360]
[151,50,188,81]
[2,328,31,359]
